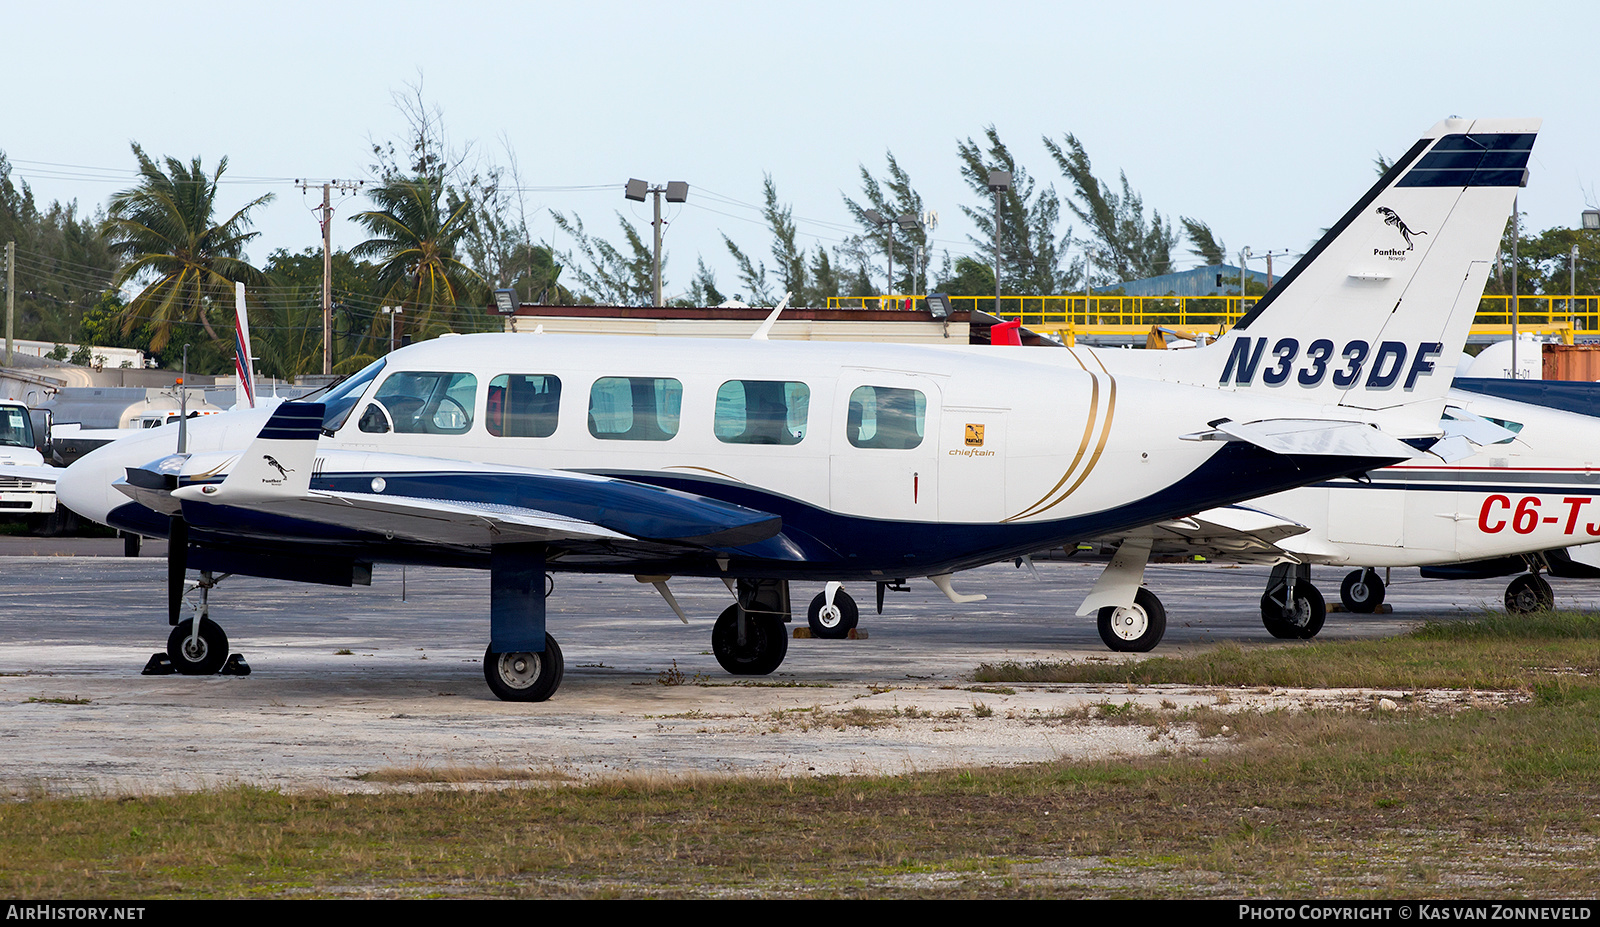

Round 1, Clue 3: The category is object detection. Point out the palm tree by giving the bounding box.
[101,144,272,353]
[350,177,483,339]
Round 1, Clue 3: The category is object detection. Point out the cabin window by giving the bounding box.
[360,371,477,435]
[846,385,925,449]
[714,380,809,445]
[487,374,561,438]
[588,377,681,441]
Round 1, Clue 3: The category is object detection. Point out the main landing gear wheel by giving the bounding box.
[807,589,859,639]
[1504,574,1554,614]
[1096,587,1166,653]
[1261,585,1326,639]
[483,635,565,702]
[712,604,788,675]
[166,617,229,675]
[1340,569,1385,613]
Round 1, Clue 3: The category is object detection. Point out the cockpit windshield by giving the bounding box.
[318,358,387,433]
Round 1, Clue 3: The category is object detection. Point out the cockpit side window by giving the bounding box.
[715,380,809,445]
[366,371,478,435]
[319,358,387,432]
[846,385,925,449]
[487,374,561,438]
[588,377,681,441]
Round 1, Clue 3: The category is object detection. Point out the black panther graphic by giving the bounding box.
[1376,206,1427,250]
[263,455,293,479]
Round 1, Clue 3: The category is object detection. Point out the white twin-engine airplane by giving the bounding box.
[57,117,1535,701]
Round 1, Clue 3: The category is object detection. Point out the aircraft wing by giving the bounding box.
[152,403,783,554]
[1111,504,1345,564]
[221,490,638,548]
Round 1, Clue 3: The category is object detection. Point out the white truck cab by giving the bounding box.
[0,400,58,516]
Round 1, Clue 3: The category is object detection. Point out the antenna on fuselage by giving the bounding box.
[750,292,793,341]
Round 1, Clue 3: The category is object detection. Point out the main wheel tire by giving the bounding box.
[483,634,565,702]
[166,617,229,675]
[1505,574,1554,614]
[1096,587,1167,653]
[806,589,859,639]
[1339,569,1385,613]
[712,604,788,675]
[1261,584,1326,640]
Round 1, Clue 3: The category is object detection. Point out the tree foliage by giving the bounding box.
[957,128,1074,296]
[842,153,930,295]
[100,144,271,353]
[551,211,654,306]
[350,176,484,338]
[1045,132,1178,286]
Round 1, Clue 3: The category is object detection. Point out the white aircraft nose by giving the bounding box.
[57,427,179,525]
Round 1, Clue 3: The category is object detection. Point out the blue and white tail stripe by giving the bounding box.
[256,403,325,441]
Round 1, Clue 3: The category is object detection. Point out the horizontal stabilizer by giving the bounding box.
[1203,418,1423,461]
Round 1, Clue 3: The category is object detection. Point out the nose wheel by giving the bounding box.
[1096,587,1166,652]
[1339,569,1385,613]
[806,586,859,639]
[166,617,229,675]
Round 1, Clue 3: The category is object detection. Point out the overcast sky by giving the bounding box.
[3,0,1595,301]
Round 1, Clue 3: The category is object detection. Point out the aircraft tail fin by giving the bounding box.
[172,403,324,504]
[1183,117,1538,414]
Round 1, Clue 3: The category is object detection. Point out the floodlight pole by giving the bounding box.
[1512,195,1520,378]
[988,171,1012,311]
[626,180,689,307]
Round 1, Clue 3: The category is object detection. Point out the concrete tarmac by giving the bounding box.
[0,541,1581,794]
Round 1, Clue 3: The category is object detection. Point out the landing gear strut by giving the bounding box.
[1262,563,1325,639]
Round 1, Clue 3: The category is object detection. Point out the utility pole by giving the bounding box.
[296,180,363,375]
[5,241,13,367]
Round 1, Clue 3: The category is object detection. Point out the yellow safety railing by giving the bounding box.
[829,294,1600,343]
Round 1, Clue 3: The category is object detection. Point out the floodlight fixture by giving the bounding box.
[1583,209,1600,231]
[493,288,520,315]
[625,179,693,306]
[864,209,888,227]
[896,213,920,231]
[926,292,952,320]
[987,170,1012,193]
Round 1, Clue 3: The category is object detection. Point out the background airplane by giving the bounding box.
[56,117,1533,701]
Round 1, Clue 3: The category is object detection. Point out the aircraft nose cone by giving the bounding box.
[56,443,128,525]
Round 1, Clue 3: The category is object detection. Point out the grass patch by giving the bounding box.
[975,610,1600,690]
[354,764,578,785]
[6,617,1600,897]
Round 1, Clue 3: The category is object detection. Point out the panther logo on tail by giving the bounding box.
[1376,207,1427,250]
